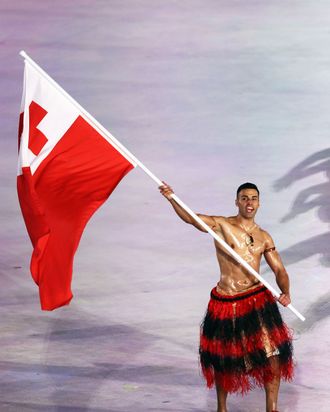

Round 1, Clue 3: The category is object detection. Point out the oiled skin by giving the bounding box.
[159,182,290,305]
[211,216,268,294]
[159,182,292,411]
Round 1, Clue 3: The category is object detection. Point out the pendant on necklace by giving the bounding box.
[245,234,254,246]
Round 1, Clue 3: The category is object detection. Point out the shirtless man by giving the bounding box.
[159,181,293,412]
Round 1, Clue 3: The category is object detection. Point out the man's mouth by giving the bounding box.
[246,207,254,213]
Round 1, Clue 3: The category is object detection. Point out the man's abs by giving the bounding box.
[216,272,262,295]
[215,245,263,295]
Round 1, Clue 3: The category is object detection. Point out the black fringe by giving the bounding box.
[201,301,283,342]
[199,341,293,374]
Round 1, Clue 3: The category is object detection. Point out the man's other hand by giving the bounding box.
[278,293,291,307]
[159,181,174,200]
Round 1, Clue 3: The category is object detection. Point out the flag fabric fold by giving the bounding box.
[17,59,136,310]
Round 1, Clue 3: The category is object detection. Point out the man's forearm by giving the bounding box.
[159,182,205,230]
[168,198,193,224]
[276,270,290,295]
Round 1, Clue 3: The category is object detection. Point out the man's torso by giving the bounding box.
[213,216,269,295]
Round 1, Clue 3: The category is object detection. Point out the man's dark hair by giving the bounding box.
[236,182,260,198]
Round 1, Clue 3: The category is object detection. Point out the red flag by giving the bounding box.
[17,59,136,310]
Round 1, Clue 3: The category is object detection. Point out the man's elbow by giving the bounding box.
[190,220,208,232]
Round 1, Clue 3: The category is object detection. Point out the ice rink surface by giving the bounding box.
[0,1,329,411]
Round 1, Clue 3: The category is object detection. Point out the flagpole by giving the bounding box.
[19,51,305,322]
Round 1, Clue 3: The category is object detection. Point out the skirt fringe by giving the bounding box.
[199,285,294,394]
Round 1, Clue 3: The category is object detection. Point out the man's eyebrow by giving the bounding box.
[240,195,258,199]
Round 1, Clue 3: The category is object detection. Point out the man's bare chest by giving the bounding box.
[216,224,265,257]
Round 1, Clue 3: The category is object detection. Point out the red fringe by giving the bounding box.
[200,324,293,358]
[200,286,294,393]
[202,358,294,394]
[208,286,275,320]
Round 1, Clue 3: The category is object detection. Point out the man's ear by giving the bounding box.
[235,198,238,207]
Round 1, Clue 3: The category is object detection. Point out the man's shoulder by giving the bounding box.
[257,227,274,247]
[212,216,240,230]
[217,215,238,224]
[212,215,233,224]
[258,226,272,238]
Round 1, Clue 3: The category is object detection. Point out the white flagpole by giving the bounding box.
[19,51,305,322]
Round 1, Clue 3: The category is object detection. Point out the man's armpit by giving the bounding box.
[213,216,226,234]
[196,214,217,231]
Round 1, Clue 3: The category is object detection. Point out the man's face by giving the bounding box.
[235,188,260,219]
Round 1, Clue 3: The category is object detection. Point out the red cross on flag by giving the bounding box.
[17,53,136,310]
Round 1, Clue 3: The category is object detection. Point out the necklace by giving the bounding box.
[239,222,257,246]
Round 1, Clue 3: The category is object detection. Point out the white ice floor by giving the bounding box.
[0,1,329,411]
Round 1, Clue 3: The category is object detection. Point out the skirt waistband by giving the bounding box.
[211,284,267,302]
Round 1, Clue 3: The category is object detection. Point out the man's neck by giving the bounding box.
[236,215,256,227]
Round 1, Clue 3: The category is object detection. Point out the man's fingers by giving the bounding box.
[278,294,291,307]
[159,182,173,194]
[158,182,174,199]
[160,187,172,193]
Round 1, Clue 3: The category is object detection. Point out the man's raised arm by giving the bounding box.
[158,181,217,232]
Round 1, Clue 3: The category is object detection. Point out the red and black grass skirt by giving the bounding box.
[199,285,293,394]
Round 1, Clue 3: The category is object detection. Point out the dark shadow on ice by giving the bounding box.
[273,148,330,191]
[267,148,330,331]
[292,291,330,333]
[273,147,330,267]
[0,359,199,386]
[41,313,154,411]
[0,401,116,412]
[37,312,199,411]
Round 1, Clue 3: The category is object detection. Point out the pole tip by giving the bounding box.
[19,50,27,58]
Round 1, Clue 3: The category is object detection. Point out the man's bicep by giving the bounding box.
[195,214,218,232]
[263,232,278,266]
[263,231,275,250]
[264,248,281,269]
[263,233,285,273]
